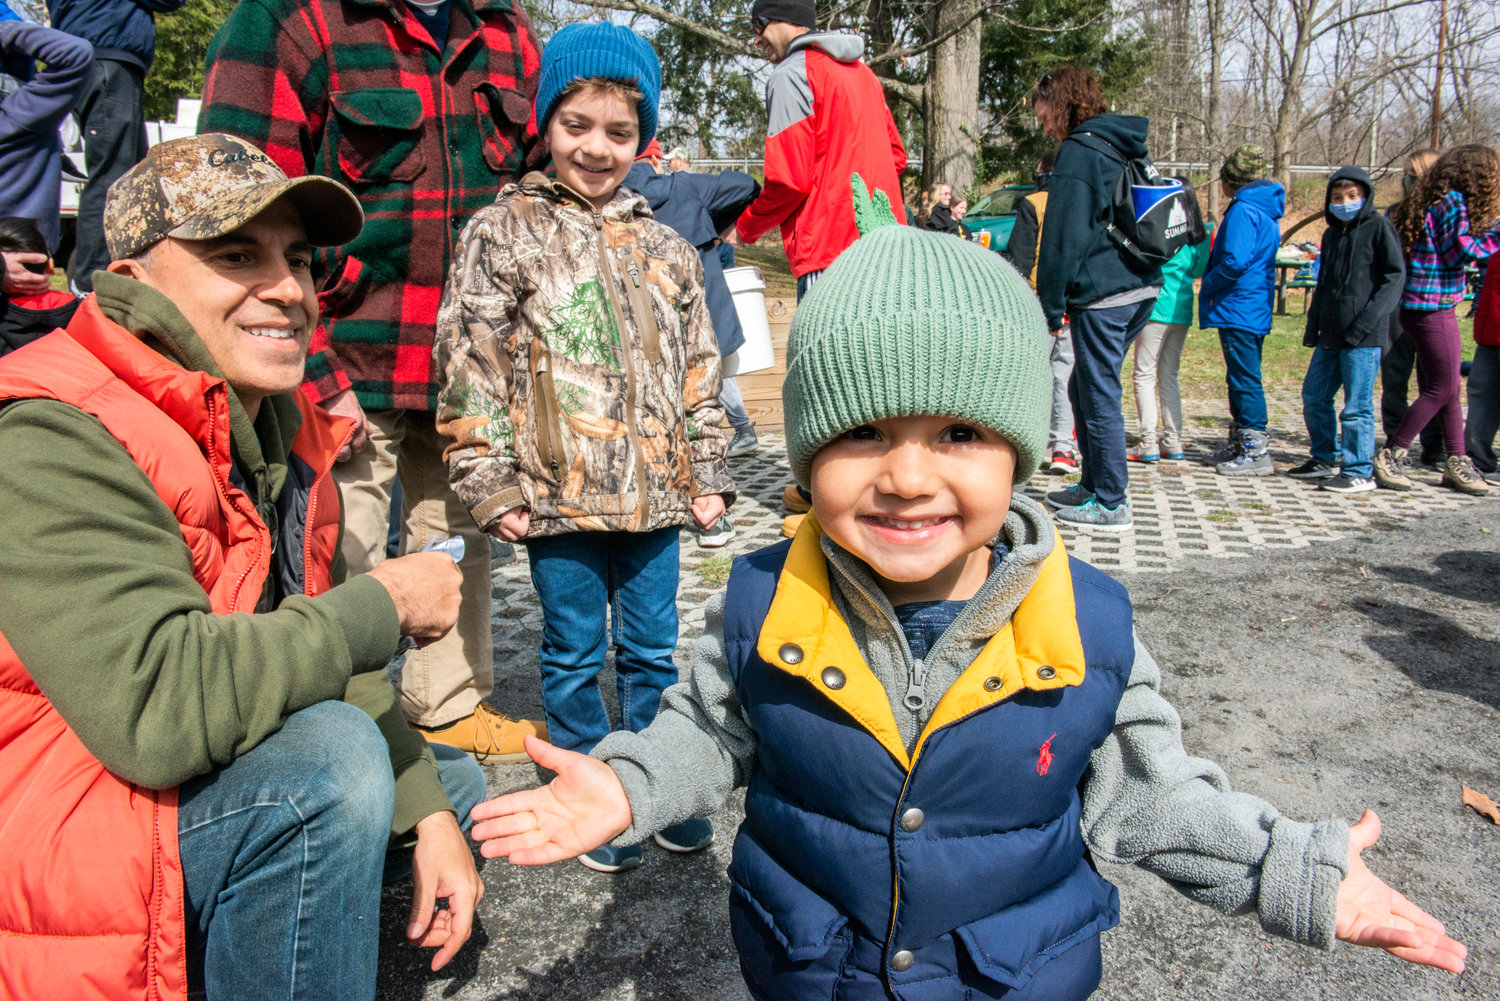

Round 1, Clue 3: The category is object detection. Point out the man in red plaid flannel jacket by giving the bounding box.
[199,0,549,760]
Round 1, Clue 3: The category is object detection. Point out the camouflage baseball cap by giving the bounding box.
[104,133,364,261]
[1221,144,1269,185]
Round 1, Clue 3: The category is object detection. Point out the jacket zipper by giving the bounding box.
[303,418,357,595]
[624,260,662,361]
[592,208,651,531]
[531,348,568,482]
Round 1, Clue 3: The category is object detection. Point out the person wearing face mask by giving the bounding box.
[1289,166,1404,494]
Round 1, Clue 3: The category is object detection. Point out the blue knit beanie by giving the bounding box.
[536,22,661,154]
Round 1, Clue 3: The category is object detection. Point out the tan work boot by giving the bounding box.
[419,703,547,763]
[1372,446,1412,491]
[781,513,805,538]
[781,483,811,513]
[1441,454,1490,495]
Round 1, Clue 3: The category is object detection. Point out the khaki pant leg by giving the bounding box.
[397,414,494,726]
[333,409,403,575]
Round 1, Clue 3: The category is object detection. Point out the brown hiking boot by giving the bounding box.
[418,703,547,763]
[1373,446,1412,491]
[781,513,806,538]
[781,483,811,513]
[1441,454,1490,495]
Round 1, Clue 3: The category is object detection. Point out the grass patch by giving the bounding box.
[1195,489,1218,499]
[1242,501,1272,514]
[694,554,734,588]
[1206,509,1237,523]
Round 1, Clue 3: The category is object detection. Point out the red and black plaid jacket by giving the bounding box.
[200,0,541,411]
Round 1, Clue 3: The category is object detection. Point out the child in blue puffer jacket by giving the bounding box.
[1199,144,1285,477]
[468,182,1465,1001]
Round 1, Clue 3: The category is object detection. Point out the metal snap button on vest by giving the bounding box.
[778,643,804,665]
[820,666,846,690]
[900,807,925,832]
[1037,665,1057,680]
[983,676,1002,691]
[890,950,915,972]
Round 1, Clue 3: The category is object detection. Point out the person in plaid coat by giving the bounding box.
[199,0,548,760]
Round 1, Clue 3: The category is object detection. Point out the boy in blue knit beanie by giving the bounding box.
[465,183,1465,995]
[433,20,733,872]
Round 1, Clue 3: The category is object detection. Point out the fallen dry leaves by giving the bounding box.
[1462,785,1500,825]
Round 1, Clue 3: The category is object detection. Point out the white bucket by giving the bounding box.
[722,265,775,376]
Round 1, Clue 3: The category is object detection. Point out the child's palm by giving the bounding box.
[469,735,633,864]
[1335,811,1466,972]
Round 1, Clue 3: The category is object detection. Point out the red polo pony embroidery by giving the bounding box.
[1036,733,1058,776]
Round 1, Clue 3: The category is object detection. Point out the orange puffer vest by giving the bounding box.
[0,298,351,1000]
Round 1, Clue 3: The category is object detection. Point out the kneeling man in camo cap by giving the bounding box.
[0,133,487,999]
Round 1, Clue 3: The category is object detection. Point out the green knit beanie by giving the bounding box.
[783,177,1052,486]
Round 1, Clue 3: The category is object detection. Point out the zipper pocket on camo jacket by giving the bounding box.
[531,350,567,482]
[624,259,663,361]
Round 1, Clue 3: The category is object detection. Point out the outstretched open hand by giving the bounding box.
[469,735,633,863]
[1335,810,1466,972]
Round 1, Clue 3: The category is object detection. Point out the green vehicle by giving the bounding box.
[961,184,1034,252]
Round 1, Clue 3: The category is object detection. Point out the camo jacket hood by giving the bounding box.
[435,172,734,538]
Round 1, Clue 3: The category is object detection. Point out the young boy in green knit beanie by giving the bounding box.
[467,182,1465,998]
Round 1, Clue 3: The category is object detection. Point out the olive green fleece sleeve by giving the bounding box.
[343,671,454,839]
[0,400,401,790]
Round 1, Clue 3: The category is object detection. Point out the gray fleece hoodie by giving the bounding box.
[594,494,1350,950]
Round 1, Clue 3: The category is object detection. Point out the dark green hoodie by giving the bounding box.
[0,272,452,836]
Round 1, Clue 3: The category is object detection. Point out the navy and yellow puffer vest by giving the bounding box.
[722,521,1135,1000]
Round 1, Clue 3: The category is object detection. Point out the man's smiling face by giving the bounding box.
[113,198,316,419]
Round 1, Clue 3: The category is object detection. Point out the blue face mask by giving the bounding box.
[1329,199,1363,221]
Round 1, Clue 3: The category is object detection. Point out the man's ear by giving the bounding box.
[106,258,145,279]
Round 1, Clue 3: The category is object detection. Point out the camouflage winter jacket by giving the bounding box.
[435,174,735,538]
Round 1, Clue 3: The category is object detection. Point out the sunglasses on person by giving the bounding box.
[752,14,769,33]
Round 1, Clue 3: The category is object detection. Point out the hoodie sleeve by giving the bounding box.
[1036,148,1105,329]
[1350,215,1406,346]
[1083,633,1350,949]
[0,23,93,137]
[1003,198,1040,289]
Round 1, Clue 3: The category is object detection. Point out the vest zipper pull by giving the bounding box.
[627,262,641,286]
[904,657,926,711]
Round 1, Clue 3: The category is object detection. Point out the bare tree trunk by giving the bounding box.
[924,0,981,194]
[1269,0,1315,187]
[1206,0,1224,218]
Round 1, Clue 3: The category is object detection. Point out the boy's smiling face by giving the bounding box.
[810,415,1016,606]
[548,85,640,212]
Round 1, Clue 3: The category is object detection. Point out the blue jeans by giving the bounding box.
[1218,327,1268,431]
[1068,299,1154,507]
[178,700,485,1000]
[526,527,681,753]
[1301,345,1380,478]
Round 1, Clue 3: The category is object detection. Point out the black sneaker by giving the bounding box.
[1287,459,1339,479]
[1320,473,1375,494]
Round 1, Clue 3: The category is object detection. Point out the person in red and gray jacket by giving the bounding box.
[737,0,906,301]
[1466,261,1500,479]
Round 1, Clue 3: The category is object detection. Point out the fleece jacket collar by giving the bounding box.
[755,506,1087,769]
[787,29,864,63]
[90,270,300,506]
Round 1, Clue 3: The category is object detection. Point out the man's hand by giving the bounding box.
[690,493,727,530]
[470,734,633,863]
[721,226,741,248]
[2,252,49,296]
[407,811,484,971]
[491,507,530,542]
[1049,328,1062,339]
[321,387,371,461]
[1335,810,1467,972]
[366,551,462,638]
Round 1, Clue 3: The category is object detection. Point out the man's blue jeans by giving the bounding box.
[178,700,486,1000]
[1301,344,1380,478]
[1218,328,1269,431]
[526,527,681,753]
[1068,299,1154,508]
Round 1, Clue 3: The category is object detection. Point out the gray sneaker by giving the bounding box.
[726,425,760,459]
[697,517,737,547]
[1054,497,1132,532]
[1045,483,1094,508]
[1441,454,1490,495]
[1373,446,1412,490]
[1216,429,1272,476]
